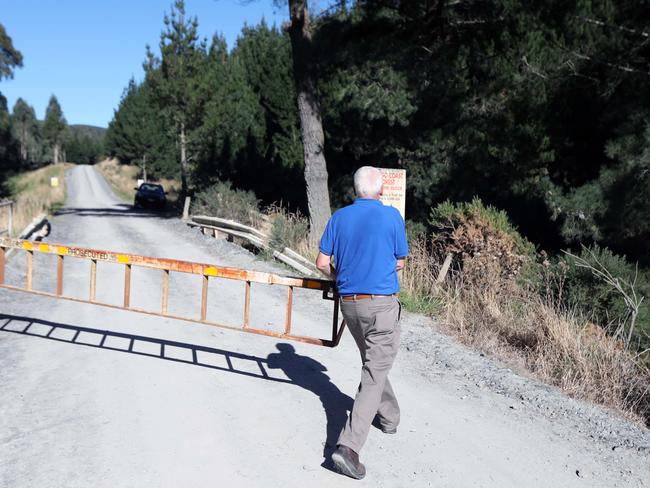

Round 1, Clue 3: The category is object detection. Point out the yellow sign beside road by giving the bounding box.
[50,177,59,188]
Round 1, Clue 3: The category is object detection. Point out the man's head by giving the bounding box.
[353,166,383,199]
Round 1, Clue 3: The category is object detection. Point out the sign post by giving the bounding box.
[379,168,406,221]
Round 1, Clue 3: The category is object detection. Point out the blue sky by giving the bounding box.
[1,0,287,127]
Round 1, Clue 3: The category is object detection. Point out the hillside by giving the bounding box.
[68,124,106,143]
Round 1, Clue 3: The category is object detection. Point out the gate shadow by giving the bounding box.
[0,313,352,461]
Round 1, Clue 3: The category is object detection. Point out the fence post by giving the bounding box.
[8,202,13,237]
[182,196,191,221]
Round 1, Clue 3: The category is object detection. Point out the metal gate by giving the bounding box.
[0,237,346,347]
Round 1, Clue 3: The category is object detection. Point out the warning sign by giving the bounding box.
[379,168,406,220]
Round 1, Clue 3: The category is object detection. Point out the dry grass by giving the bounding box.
[399,206,650,425]
[95,159,181,204]
[3,163,72,236]
[264,205,315,260]
[432,267,650,426]
[400,234,444,314]
[192,183,316,259]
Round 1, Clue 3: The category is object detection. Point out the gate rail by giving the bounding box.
[0,237,346,347]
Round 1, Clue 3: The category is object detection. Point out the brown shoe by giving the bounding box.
[331,445,366,480]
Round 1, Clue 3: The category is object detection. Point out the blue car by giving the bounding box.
[134,183,166,210]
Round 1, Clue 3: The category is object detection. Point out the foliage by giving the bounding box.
[104,79,171,177]
[64,132,103,165]
[144,0,208,193]
[192,181,261,228]
[42,95,67,162]
[0,93,19,175]
[267,205,309,252]
[551,245,650,351]
[429,198,537,287]
[0,23,23,81]
[11,98,39,162]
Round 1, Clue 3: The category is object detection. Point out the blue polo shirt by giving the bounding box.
[319,199,408,295]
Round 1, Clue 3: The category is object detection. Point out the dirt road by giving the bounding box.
[1,165,649,487]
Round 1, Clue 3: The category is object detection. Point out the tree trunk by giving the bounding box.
[179,122,188,196]
[287,0,332,244]
[142,154,148,182]
[53,143,60,164]
[20,126,27,161]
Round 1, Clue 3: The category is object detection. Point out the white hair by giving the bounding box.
[353,166,383,198]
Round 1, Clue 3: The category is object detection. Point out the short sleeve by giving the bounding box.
[394,213,408,258]
[319,217,335,256]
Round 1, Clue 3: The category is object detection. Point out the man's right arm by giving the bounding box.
[316,252,336,280]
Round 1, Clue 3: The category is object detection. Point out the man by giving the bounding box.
[316,166,408,480]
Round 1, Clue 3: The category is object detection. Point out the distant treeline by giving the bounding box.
[4,94,105,169]
[105,0,650,266]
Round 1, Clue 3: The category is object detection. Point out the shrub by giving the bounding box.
[266,205,311,257]
[550,245,650,351]
[192,181,262,228]
[429,198,537,289]
[440,277,650,425]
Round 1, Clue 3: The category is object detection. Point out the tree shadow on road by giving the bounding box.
[267,343,353,464]
[54,203,178,219]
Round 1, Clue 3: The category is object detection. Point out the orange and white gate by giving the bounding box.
[0,237,346,347]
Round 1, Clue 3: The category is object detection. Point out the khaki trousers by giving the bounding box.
[337,295,401,453]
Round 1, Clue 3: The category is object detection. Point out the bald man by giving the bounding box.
[316,166,408,480]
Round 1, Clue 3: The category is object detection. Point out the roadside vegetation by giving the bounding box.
[95,158,181,205]
[194,181,650,426]
[401,200,650,426]
[192,182,314,259]
[2,163,70,236]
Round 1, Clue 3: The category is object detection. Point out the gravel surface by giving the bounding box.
[1,165,649,488]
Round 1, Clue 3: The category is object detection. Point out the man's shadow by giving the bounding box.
[267,343,353,463]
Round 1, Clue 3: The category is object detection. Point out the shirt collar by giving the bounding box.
[354,198,382,205]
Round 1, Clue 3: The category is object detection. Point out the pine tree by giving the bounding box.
[198,35,265,188]
[105,79,161,179]
[145,0,208,195]
[0,93,19,172]
[42,95,67,164]
[11,98,38,162]
[233,22,304,206]
[0,23,22,81]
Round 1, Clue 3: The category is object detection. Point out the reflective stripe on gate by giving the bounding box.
[0,237,346,347]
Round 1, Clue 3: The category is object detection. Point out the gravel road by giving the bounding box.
[1,165,649,488]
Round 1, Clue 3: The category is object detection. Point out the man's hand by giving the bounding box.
[396,258,405,272]
[316,252,336,280]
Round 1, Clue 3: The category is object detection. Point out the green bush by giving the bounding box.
[554,245,650,349]
[268,206,309,252]
[428,198,538,288]
[192,181,262,227]
[429,197,536,258]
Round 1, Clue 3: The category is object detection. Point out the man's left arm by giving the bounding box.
[394,212,409,271]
